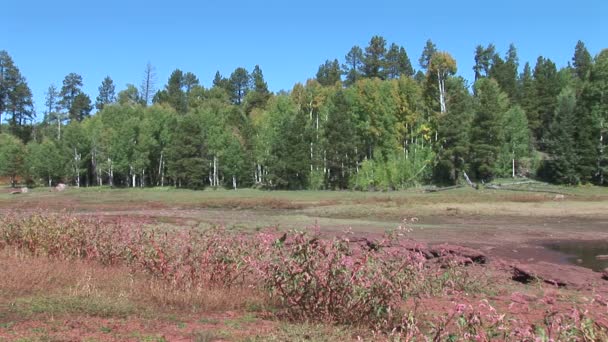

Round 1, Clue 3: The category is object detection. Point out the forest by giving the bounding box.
[0,37,606,190]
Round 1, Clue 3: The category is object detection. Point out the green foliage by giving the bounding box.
[0,50,35,139]
[573,40,593,81]
[166,112,208,189]
[543,87,579,184]
[265,96,309,189]
[323,89,358,189]
[470,78,508,181]
[363,36,388,79]
[532,56,561,145]
[342,46,364,86]
[434,77,473,185]
[316,59,341,86]
[95,76,116,111]
[577,49,608,185]
[496,105,531,177]
[352,145,434,190]
[25,139,65,186]
[0,133,25,186]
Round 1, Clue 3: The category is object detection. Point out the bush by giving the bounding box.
[255,230,425,325]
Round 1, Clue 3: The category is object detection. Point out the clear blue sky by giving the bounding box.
[2,0,606,118]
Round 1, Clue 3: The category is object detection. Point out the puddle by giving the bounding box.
[545,240,608,272]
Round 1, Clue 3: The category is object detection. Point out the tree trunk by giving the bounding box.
[232,175,237,190]
[512,158,515,178]
[213,156,218,187]
[108,159,113,187]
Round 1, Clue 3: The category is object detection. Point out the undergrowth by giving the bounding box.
[1,212,607,340]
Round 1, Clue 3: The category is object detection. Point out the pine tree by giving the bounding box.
[545,87,578,184]
[470,78,508,181]
[246,65,271,112]
[70,93,92,122]
[473,44,496,81]
[434,77,473,184]
[532,56,560,146]
[59,73,84,113]
[573,40,593,81]
[363,36,387,79]
[316,59,341,86]
[518,63,538,137]
[324,89,358,189]
[342,46,364,86]
[490,44,519,101]
[418,39,437,71]
[0,51,35,137]
[577,49,608,184]
[0,133,25,187]
[229,67,250,105]
[95,76,116,111]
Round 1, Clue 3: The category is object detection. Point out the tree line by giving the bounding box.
[0,37,606,189]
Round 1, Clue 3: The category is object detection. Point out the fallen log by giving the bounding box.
[424,184,464,193]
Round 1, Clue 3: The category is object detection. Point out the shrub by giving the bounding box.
[254,229,425,325]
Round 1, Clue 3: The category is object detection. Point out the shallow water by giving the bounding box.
[545,240,608,272]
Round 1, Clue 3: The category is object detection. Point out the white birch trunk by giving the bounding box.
[512,157,515,178]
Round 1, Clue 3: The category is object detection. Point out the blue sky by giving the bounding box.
[2,0,607,118]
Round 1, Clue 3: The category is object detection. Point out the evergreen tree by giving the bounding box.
[166,113,208,188]
[246,65,271,112]
[419,39,437,71]
[229,67,250,105]
[469,78,508,181]
[70,93,92,122]
[577,49,608,184]
[572,40,593,81]
[490,44,519,101]
[324,89,358,189]
[316,59,341,86]
[182,72,199,94]
[59,73,84,113]
[545,87,579,184]
[398,47,415,77]
[363,35,387,79]
[434,77,473,184]
[212,71,232,96]
[473,44,496,81]
[0,51,35,137]
[385,44,414,79]
[342,45,364,86]
[95,76,116,111]
[266,96,309,189]
[519,63,538,135]
[0,133,25,187]
[532,56,560,145]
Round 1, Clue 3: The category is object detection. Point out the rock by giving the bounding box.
[429,244,488,264]
[20,187,28,193]
[55,183,67,192]
[511,262,595,288]
[512,264,537,284]
[9,190,21,195]
[554,194,566,200]
[602,268,608,281]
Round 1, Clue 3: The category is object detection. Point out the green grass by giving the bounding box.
[9,294,136,318]
[244,322,352,342]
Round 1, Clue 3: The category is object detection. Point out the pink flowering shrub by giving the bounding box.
[254,229,426,325]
